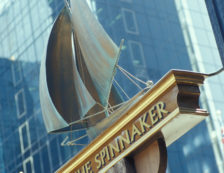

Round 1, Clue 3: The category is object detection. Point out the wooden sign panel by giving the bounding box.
[57,70,208,173]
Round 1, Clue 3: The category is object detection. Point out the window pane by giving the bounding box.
[15,89,26,117]
[22,125,29,149]
[122,9,138,34]
[129,41,145,66]
[25,160,32,173]
[23,157,34,173]
[11,60,22,86]
[19,122,31,152]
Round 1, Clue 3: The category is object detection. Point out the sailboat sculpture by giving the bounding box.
[40,1,212,172]
[39,0,143,134]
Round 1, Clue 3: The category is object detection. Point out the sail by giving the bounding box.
[70,0,120,107]
[39,8,96,133]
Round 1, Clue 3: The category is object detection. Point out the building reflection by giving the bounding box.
[0,0,222,172]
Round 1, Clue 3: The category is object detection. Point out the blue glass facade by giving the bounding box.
[0,0,222,172]
[205,0,224,66]
[0,1,88,172]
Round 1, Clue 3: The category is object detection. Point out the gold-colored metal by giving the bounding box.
[56,70,208,173]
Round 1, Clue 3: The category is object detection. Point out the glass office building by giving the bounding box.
[205,0,224,67]
[0,0,223,172]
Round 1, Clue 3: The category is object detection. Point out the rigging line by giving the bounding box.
[69,134,88,143]
[68,100,132,126]
[108,100,129,109]
[117,66,143,89]
[99,100,128,112]
[96,102,107,110]
[64,0,72,14]
[68,108,107,126]
[118,66,143,90]
[61,134,88,146]
[108,103,114,112]
[69,100,130,126]
[108,109,113,114]
[69,86,151,126]
[65,144,87,146]
[114,79,130,99]
[117,65,148,86]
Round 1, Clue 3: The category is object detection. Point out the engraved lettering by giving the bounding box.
[149,106,158,125]
[119,130,131,150]
[95,153,102,169]
[85,161,92,173]
[131,124,142,142]
[156,101,168,119]
[139,113,151,133]
[100,149,106,166]
[109,139,120,158]
[105,146,111,161]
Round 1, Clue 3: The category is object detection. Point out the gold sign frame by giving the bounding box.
[57,70,208,173]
